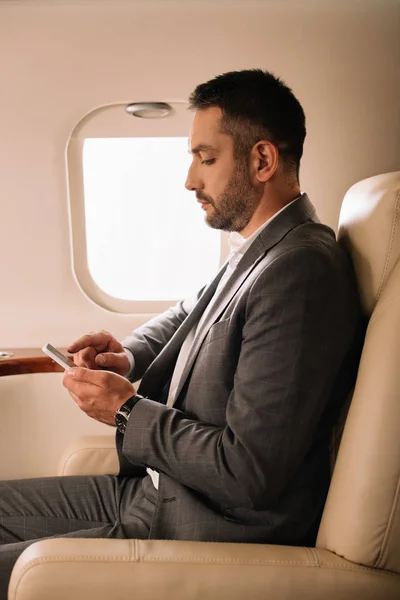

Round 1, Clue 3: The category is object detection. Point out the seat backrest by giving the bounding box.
[317,171,400,574]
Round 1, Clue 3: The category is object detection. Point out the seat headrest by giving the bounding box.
[338,171,400,316]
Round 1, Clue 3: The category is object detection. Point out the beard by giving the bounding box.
[196,161,262,232]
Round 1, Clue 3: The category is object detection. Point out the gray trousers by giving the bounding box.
[0,474,156,600]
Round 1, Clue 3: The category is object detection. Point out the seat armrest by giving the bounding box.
[58,436,118,476]
[9,538,400,600]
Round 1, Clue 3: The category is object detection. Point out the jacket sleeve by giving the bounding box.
[121,246,360,510]
[122,285,206,381]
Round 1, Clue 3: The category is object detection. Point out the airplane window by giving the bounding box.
[82,136,221,302]
[67,102,226,313]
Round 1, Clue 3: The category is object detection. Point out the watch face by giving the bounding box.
[115,411,128,434]
[115,397,140,434]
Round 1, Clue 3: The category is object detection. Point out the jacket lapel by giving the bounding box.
[172,193,316,402]
[138,262,228,398]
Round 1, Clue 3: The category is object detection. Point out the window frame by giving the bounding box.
[66,102,229,314]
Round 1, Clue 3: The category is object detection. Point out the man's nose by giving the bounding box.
[185,163,202,191]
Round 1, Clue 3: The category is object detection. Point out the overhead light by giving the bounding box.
[125,102,173,118]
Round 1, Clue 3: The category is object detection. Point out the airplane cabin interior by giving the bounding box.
[0,0,399,598]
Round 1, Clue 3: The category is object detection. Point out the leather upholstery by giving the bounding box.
[317,171,400,572]
[337,171,400,315]
[8,539,400,600]
[58,435,119,476]
[8,172,400,599]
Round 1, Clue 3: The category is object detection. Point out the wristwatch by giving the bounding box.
[114,394,144,434]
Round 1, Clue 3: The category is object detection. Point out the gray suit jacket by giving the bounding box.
[120,194,363,545]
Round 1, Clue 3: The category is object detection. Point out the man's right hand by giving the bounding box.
[67,331,130,377]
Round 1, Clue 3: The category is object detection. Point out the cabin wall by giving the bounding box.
[1,0,399,478]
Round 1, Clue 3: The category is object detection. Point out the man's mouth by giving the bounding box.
[198,200,211,210]
[197,196,212,206]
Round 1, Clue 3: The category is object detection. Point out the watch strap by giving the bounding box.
[121,394,144,411]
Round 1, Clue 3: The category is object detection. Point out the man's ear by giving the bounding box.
[250,140,279,183]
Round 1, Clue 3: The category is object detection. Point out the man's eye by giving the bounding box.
[201,159,216,165]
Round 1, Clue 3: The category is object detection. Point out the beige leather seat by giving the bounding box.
[8,172,400,599]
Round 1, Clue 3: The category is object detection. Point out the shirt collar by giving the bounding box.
[227,195,301,257]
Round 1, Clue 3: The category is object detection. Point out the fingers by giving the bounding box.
[63,370,102,412]
[67,331,113,354]
[65,366,107,387]
[95,352,130,376]
[64,365,129,387]
[73,347,99,369]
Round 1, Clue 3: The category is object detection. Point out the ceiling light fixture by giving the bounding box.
[125,102,173,118]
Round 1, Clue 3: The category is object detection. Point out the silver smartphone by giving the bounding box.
[42,343,75,370]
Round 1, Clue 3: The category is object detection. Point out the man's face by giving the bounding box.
[186,107,262,233]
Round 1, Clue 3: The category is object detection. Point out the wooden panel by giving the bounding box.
[0,349,70,376]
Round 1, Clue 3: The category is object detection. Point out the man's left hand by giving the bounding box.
[63,367,136,425]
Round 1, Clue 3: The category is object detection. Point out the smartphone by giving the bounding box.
[42,343,75,370]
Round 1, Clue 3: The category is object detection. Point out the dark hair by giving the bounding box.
[189,69,306,180]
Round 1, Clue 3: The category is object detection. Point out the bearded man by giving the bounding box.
[0,69,363,597]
